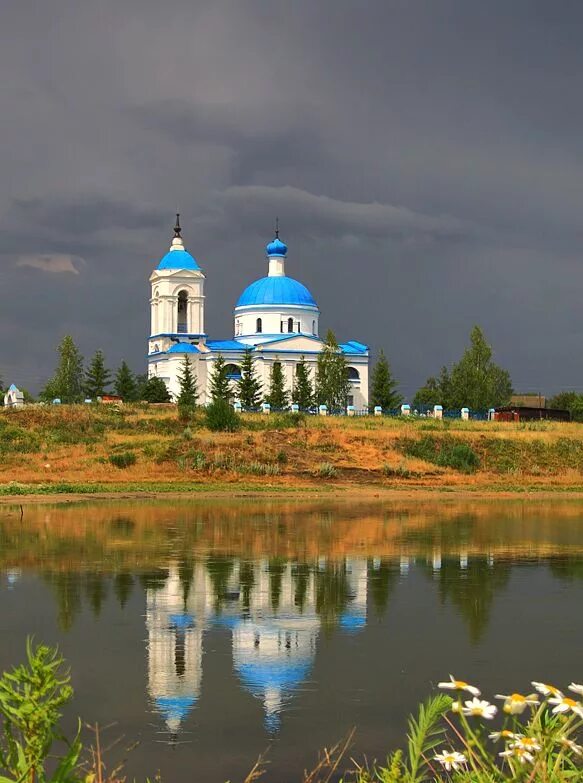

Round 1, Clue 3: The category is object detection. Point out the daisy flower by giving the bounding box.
[438,675,481,696]
[500,747,534,765]
[434,750,467,772]
[548,695,583,718]
[569,683,583,697]
[532,681,564,698]
[461,697,497,720]
[489,730,520,742]
[512,737,541,752]
[495,692,539,715]
[560,737,583,756]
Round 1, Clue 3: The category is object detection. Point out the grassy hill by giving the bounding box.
[2,404,583,495]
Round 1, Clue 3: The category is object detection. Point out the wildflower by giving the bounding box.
[569,683,583,697]
[548,695,583,718]
[461,697,497,720]
[512,737,541,752]
[500,747,534,764]
[434,750,467,772]
[438,675,480,696]
[532,681,564,698]
[489,730,520,742]
[495,692,539,715]
[451,701,461,713]
[560,737,583,756]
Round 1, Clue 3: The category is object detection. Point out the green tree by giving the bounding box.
[315,330,351,411]
[292,356,314,410]
[237,348,262,410]
[548,391,583,420]
[414,366,451,409]
[265,359,289,410]
[370,350,402,411]
[177,354,198,407]
[114,361,138,401]
[41,335,84,403]
[84,349,111,399]
[139,376,171,403]
[209,354,232,402]
[448,326,512,410]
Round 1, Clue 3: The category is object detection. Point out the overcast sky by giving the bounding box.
[2,0,583,397]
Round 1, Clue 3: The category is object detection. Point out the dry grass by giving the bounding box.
[2,405,583,491]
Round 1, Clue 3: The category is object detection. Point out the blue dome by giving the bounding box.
[236,660,311,692]
[266,237,288,257]
[155,695,197,723]
[166,342,200,354]
[157,249,200,271]
[236,277,318,309]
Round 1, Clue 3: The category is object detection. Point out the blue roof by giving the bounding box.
[166,342,200,354]
[236,660,311,692]
[236,277,318,309]
[157,249,200,271]
[206,339,248,351]
[339,341,369,355]
[339,613,367,632]
[155,695,197,723]
[266,237,288,257]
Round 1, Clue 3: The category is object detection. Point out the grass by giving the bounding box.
[3,403,583,495]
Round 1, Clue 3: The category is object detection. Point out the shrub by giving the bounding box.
[382,462,412,479]
[205,399,240,432]
[177,402,196,424]
[399,436,480,473]
[108,451,137,469]
[276,450,288,464]
[315,462,337,478]
[240,461,281,476]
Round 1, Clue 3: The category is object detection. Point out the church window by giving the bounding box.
[256,317,262,333]
[225,364,242,380]
[312,320,316,335]
[177,290,188,333]
[280,321,284,333]
[287,317,294,333]
[347,367,360,381]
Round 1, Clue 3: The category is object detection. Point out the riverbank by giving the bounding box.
[3,404,583,501]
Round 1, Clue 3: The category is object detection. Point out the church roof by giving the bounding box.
[166,342,200,354]
[157,249,200,271]
[236,276,318,309]
[154,695,197,724]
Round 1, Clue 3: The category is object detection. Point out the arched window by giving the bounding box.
[177,290,188,333]
[346,367,360,381]
[225,364,242,380]
[288,317,294,333]
[256,317,262,333]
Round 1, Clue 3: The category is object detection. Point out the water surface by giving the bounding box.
[1,498,583,782]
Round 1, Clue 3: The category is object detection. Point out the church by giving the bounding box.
[147,217,369,408]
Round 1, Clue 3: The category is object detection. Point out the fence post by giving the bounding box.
[401,404,411,416]
[347,405,355,417]
[461,407,469,420]
[433,404,443,420]
[291,403,300,414]
[488,408,495,421]
[261,402,271,415]
[374,406,382,416]
[233,401,242,414]
[319,404,328,416]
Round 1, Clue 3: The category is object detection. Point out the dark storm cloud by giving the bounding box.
[1,0,583,395]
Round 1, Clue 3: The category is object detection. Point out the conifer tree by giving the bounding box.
[292,356,313,410]
[84,349,111,399]
[238,348,263,410]
[140,376,171,403]
[209,354,233,402]
[177,354,198,407]
[265,359,289,410]
[41,335,84,403]
[315,330,350,411]
[114,361,138,401]
[370,350,402,411]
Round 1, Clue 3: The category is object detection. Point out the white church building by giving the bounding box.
[147,217,369,408]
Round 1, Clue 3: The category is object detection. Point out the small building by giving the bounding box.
[494,406,570,422]
[4,384,25,408]
[510,393,546,409]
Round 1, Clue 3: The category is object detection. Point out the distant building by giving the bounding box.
[147,216,370,407]
[494,406,570,422]
[4,384,24,408]
[510,393,546,409]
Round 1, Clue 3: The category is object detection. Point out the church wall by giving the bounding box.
[235,308,319,340]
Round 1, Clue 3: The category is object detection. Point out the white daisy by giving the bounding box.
[461,697,497,720]
[548,695,583,718]
[489,730,520,742]
[560,737,583,756]
[532,681,564,698]
[500,747,534,765]
[434,750,467,772]
[512,737,541,752]
[495,692,539,715]
[438,675,481,696]
[568,683,583,697]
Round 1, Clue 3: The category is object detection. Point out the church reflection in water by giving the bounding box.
[146,558,368,735]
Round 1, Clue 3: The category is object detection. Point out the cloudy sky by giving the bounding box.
[1,0,582,396]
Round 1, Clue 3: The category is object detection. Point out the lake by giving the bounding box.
[1,497,583,782]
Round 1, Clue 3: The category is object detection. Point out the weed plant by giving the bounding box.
[108,452,137,469]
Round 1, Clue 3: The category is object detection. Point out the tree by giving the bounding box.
[238,348,262,410]
[84,349,111,399]
[114,361,138,401]
[447,326,512,410]
[292,356,314,410]
[209,354,233,402]
[177,354,198,407]
[414,366,451,409]
[265,359,289,410]
[548,391,583,421]
[370,350,402,411]
[41,335,84,403]
[140,376,171,403]
[315,330,351,411]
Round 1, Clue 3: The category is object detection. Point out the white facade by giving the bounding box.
[147,218,369,408]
